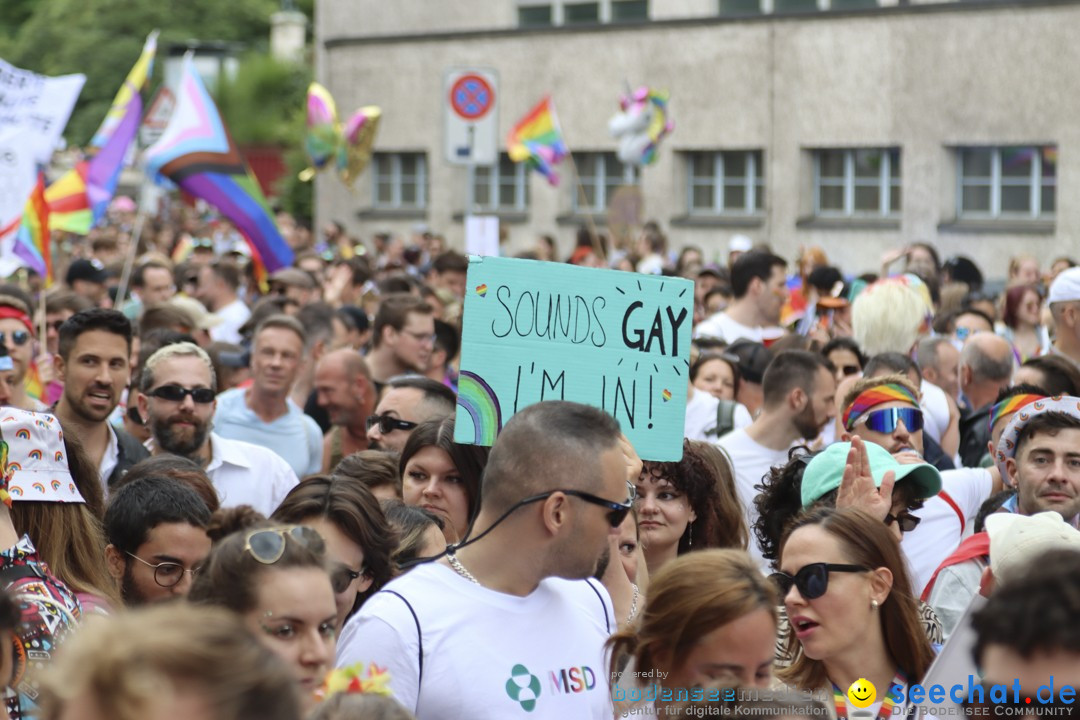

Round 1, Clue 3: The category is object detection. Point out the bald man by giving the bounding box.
[958,332,1016,467]
[314,349,377,473]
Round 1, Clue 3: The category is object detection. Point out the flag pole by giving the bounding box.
[562,149,607,264]
[112,179,148,309]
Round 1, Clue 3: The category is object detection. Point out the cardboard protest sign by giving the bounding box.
[454,256,692,461]
[0,59,85,163]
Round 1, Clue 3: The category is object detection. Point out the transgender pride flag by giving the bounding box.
[143,54,293,272]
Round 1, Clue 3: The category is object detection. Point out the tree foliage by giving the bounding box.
[2,0,284,144]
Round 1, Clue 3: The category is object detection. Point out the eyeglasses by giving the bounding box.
[856,407,923,434]
[0,331,30,347]
[149,384,216,404]
[366,414,418,434]
[401,329,436,345]
[769,563,869,600]
[330,564,364,594]
[884,510,921,533]
[126,552,200,588]
[517,480,636,528]
[243,526,325,565]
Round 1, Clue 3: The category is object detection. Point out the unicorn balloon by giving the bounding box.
[300,83,381,189]
[608,87,673,167]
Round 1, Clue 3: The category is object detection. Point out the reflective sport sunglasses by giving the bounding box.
[856,407,923,434]
[0,331,30,347]
[149,384,216,404]
[769,563,869,600]
[243,526,325,565]
[366,413,418,434]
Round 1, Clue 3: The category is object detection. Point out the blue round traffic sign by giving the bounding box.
[450,74,494,120]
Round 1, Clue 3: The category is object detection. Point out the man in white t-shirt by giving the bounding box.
[196,260,250,344]
[718,350,837,570]
[837,374,998,595]
[694,251,786,344]
[336,401,637,720]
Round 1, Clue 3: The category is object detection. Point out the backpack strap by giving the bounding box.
[706,399,738,438]
[584,578,612,634]
[383,590,423,689]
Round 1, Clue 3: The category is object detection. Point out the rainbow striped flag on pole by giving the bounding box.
[143,54,293,273]
[13,172,51,285]
[507,96,568,187]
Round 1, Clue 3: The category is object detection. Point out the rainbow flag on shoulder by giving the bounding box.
[507,96,568,187]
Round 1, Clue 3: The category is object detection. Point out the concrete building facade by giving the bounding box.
[315,0,1079,277]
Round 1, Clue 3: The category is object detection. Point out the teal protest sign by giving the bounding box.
[454,256,692,461]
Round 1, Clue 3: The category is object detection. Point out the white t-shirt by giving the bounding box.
[684,389,752,441]
[693,312,766,343]
[716,428,792,571]
[901,467,993,597]
[337,562,615,720]
[98,424,120,492]
[209,298,251,344]
[920,379,951,446]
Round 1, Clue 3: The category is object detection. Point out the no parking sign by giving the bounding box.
[444,68,498,166]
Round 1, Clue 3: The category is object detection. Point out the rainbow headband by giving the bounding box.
[842,383,920,430]
[989,394,1046,434]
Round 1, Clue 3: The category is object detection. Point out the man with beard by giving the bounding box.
[717,350,836,571]
[104,476,211,605]
[337,401,638,720]
[53,309,148,491]
[137,342,298,515]
[313,348,376,472]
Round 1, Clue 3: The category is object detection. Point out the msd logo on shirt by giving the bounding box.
[504,663,602,712]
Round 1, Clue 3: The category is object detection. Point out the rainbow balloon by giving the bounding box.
[456,371,503,446]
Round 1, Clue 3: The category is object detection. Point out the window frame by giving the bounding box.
[686,150,765,216]
[572,152,638,214]
[955,146,1056,220]
[516,0,648,26]
[812,148,901,218]
[372,152,428,210]
[472,155,530,213]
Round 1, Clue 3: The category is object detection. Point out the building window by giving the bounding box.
[573,152,637,213]
[518,4,554,25]
[473,155,529,212]
[516,0,648,26]
[373,153,427,209]
[957,146,1056,219]
[687,150,765,215]
[814,148,900,217]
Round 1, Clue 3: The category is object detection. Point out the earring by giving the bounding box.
[687,524,693,548]
[871,599,879,609]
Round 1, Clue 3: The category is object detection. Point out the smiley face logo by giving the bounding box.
[847,678,876,708]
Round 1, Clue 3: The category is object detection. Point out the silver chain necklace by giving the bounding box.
[446,551,480,585]
[625,583,640,624]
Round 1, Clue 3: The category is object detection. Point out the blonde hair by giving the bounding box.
[852,280,932,356]
[38,604,301,720]
[309,694,416,720]
[139,340,216,392]
[607,550,777,679]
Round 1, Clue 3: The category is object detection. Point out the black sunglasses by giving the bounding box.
[366,414,418,434]
[330,564,364,594]
[517,480,636,528]
[884,511,921,533]
[770,563,868,600]
[0,331,30,347]
[149,384,216,404]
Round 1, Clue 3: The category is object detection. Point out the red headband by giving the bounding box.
[0,307,33,336]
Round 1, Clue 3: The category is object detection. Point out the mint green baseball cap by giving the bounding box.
[800,441,942,508]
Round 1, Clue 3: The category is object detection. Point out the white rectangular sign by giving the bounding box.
[444,68,498,166]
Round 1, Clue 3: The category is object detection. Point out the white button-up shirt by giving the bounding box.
[146,432,299,516]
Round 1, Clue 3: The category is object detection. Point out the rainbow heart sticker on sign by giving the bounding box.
[476,284,488,297]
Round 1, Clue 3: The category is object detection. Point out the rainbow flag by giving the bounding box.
[13,172,50,285]
[143,55,293,272]
[507,96,568,187]
[46,31,157,234]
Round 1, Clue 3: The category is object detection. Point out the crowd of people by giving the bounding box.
[0,201,1077,719]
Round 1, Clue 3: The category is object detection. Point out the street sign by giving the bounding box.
[444,68,498,166]
[139,86,175,147]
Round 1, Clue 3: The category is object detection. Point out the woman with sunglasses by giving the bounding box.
[636,439,747,575]
[399,417,488,544]
[821,337,865,386]
[774,507,935,715]
[608,550,778,715]
[189,508,338,712]
[271,475,396,632]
